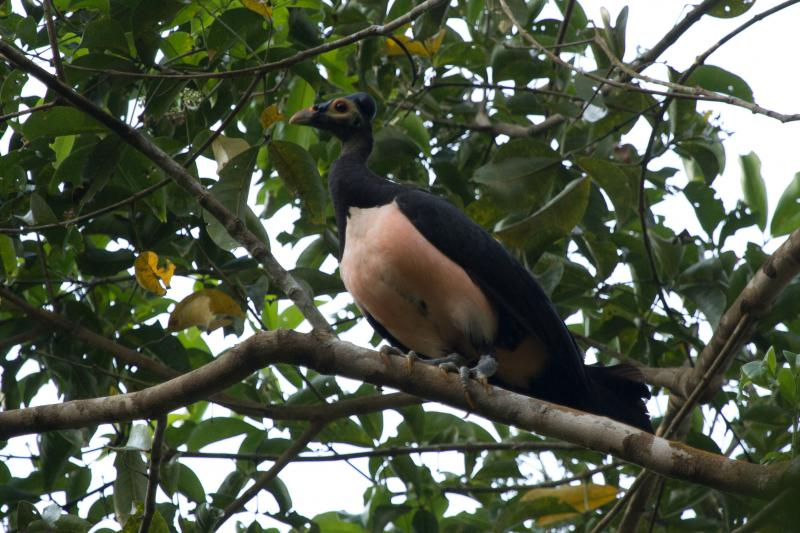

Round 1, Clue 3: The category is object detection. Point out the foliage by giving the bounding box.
[1,0,799,531]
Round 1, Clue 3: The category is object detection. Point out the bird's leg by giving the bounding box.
[469,354,499,395]
[426,353,499,409]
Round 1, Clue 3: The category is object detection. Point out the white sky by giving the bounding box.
[3,1,800,531]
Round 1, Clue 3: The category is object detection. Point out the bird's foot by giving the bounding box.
[378,345,404,366]
[378,345,419,373]
[433,354,499,409]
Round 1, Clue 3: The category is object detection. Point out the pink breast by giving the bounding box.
[340,202,498,360]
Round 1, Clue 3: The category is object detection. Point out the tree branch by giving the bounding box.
[0,40,331,334]
[59,0,448,81]
[0,329,796,499]
[496,0,800,123]
[0,284,268,417]
[629,0,722,72]
[443,461,622,495]
[175,440,581,463]
[139,415,167,533]
[215,420,326,530]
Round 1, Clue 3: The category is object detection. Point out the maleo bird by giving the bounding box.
[290,93,652,432]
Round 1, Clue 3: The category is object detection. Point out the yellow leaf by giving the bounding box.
[385,29,446,58]
[168,288,245,333]
[260,104,285,129]
[243,0,272,18]
[134,251,175,296]
[536,511,581,527]
[522,483,619,525]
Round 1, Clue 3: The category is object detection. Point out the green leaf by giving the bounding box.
[186,417,260,451]
[710,0,756,18]
[76,247,135,276]
[676,139,726,184]
[22,107,106,140]
[80,16,130,55]
[268,140,327,225]
[649,230,684,280]
[397,113,431,156]
[114,450,148,526]
[0,234,18,279]
[176,463,206,503]
[496,177,590,260]
[770,172,800,236]
[681,284,726,328]
[765,346,778,376]
[281,78,317,149]
[683,181,726,237]
[577,157,638,225]
[40,431,81,491]
[204,147,261,250]
[740,152,767,230]
[473,156,560,209]
[777,367,798,406]
[368,126,422,175]
[741,360,765,381]
[687,65,753,102]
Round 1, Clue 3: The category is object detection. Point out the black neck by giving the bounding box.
[339,130,373,162]
[328,129,402,255]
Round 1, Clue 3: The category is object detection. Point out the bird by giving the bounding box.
[289,93,652,432]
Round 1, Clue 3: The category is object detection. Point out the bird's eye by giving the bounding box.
[334,101,347,112]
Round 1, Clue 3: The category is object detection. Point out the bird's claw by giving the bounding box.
[438,361,459,377]
[459,366,477,409]
[405,351,418,373]
[378,345,402,366]
[378,346,417,371]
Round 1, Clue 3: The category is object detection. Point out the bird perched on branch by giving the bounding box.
[290,93,652,432]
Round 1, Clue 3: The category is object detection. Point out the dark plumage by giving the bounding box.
[290,93,652,432]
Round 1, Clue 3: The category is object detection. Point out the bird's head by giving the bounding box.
[289,92,377,141]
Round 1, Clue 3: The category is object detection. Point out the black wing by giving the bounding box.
[394,188,591,393]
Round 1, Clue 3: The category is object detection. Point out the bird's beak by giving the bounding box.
[289,107,317,125]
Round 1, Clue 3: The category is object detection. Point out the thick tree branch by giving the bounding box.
[0,329,796,500]
[0,40,331,334]
[617,4,800,524]
[0,284,267,417]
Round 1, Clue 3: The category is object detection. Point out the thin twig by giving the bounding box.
[175,440,581,463]
[629,0,723,72]
[138,415,167,533]
[496,0,800,123]
[61,0,448,81]
[215,421,327,530]
[444,461,622,495]
[42,0,65,82]
[553,0,576,57]
[0,101,57,122]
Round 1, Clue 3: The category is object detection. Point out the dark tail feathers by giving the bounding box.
[585,364,652,433]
